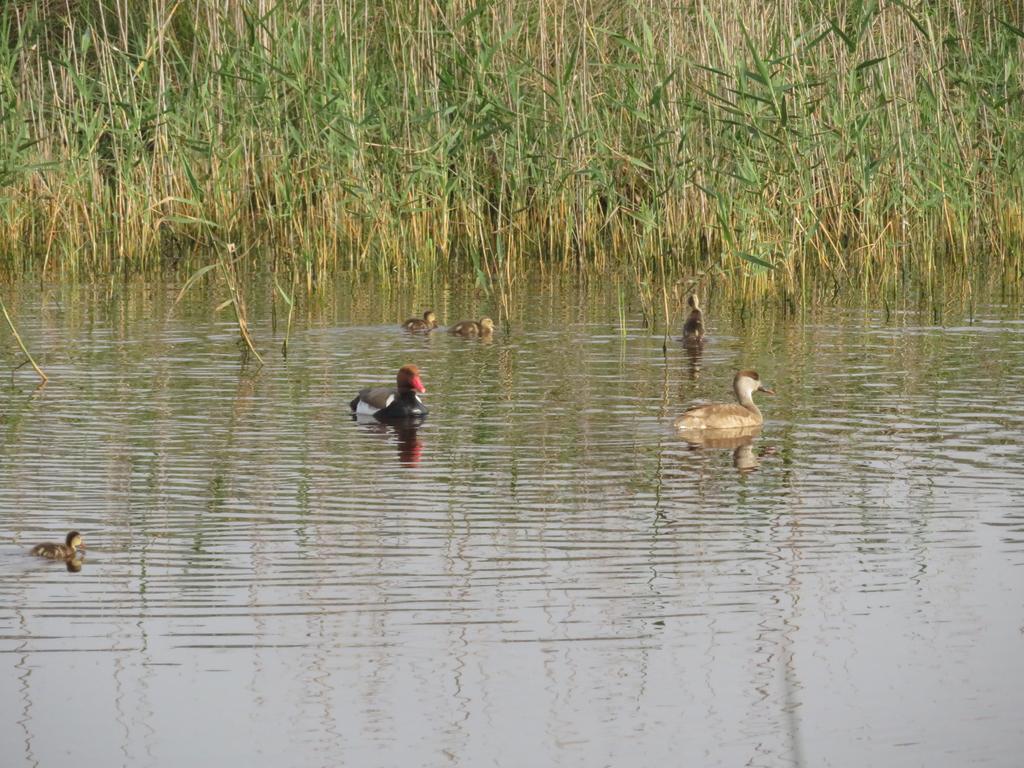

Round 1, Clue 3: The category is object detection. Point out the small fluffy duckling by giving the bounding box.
[674,370,775,430]
[30,531,85,560]
[450,317,494,338]
[403,309,438,332]
[682,294,704,344]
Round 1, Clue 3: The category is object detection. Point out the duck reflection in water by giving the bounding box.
[677,426,766,473]
[354,416,425,467]
[683,338,703,381]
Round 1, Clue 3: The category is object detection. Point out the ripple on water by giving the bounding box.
[1,295,1023,766]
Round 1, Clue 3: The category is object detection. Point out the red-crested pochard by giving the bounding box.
[450,317,494,337]
[674,370,775,430]
[350,364,428,419]
[403,309,438,332]
[31,531,85,559]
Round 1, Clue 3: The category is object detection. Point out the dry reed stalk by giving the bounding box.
[1,296,47,382]
[0,0,1018,307]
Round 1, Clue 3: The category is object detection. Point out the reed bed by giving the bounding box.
[0,0,1021,292]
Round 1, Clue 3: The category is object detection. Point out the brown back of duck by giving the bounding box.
[682,309,704,342]
[673,403,761,430]
[31,542,74,559]
[450,320,482,337]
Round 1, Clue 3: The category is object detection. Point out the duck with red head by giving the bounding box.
[350,364,428,419]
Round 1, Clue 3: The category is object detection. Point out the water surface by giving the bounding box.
[1,283,1022,767]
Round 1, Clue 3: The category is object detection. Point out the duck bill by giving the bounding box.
[411,376,426,393]
[759,386,776,395]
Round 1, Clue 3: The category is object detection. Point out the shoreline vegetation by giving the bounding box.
[0,0,1022,294]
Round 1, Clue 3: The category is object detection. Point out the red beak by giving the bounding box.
[412,376,426,393]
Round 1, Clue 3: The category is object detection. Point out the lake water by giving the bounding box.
[1,281,1022,767]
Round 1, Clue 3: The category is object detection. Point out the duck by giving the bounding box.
[450,317,494,337]
[682,294,704,343]
[673,370,775,430]
[350,364,428,419]
[403,309,438,332]
[30,531,85,559]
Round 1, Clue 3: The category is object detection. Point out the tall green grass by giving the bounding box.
[0,0,1021,291]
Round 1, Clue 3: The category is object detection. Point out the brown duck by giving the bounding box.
[31,531,85,559]
[449,317,494,337]
[403,309,438,332]
[674,370,775,430]
[682,294,704,344]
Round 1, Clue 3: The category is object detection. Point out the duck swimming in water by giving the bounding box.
[350,364,428,419]
[403,309,438,332]
[682,294,704,344]
[30,531,85,559]
[674,370,775,430]
[449,317,494,338]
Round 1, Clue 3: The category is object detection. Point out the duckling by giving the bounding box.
[30,531,85,560]
[403,309,438,332]
[450,317,494,338]
[674,370,775,430]
[682,294,704,344]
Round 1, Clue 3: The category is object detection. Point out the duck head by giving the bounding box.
[733,370,775,404]
[66,531,85,551]
[397,364,426,393]
[479,317,495,332]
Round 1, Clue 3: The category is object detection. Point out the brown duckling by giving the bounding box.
[403,309,438,332]
[30,531,85,560]
[450,317,494,338]
[673,370,775,430]
[682,294,704,344]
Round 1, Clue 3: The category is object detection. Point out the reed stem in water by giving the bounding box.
[1,297,47,383]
